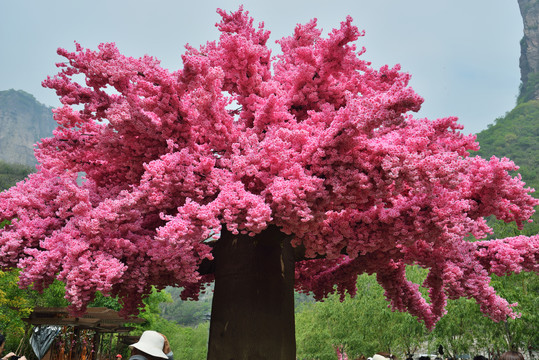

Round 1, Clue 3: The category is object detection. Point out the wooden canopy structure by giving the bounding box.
[22,307,146,360]
[23,307,145,333]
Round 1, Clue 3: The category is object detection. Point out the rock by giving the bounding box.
[0,89,56,166]
[518,0,539,100]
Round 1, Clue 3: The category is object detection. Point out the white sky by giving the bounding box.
[0,0,523,134]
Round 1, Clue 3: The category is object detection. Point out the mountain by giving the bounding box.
[0,89,56,166]
[474,0,539,194]
[518,0,539,102]
[472,0,539,238]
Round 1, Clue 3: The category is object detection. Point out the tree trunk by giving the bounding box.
[207,225,296,360]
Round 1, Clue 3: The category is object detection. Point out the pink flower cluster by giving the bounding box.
[0,7,537,324]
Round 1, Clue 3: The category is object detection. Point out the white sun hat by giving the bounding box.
[373,355,391,360]
[129,330,168,359]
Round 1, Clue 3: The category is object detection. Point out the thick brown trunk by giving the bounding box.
[207,225,296,360]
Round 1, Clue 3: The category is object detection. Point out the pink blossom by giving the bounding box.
[0,7,537,324]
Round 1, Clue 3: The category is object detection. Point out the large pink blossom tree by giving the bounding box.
[1,8,538,359]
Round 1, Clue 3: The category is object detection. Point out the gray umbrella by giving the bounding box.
[30,326,61,359]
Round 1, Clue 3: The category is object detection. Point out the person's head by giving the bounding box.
[159,333,171,355]
[129,331,168,360]
[0,333,5,353]
[500,351,524,360]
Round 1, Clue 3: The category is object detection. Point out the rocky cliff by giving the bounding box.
[0,89,57,166]
[518,0,539,101]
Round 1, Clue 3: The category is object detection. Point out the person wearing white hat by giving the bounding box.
[128,331,169,360]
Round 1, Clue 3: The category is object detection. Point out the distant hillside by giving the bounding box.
[473,100,539,238]
[0,89,56,166]
[474,100,539,193]
[0,160,34,192]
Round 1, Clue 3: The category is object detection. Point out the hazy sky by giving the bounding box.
[0,0,523,134]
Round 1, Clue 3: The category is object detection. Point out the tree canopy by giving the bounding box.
[0,7,537,333]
